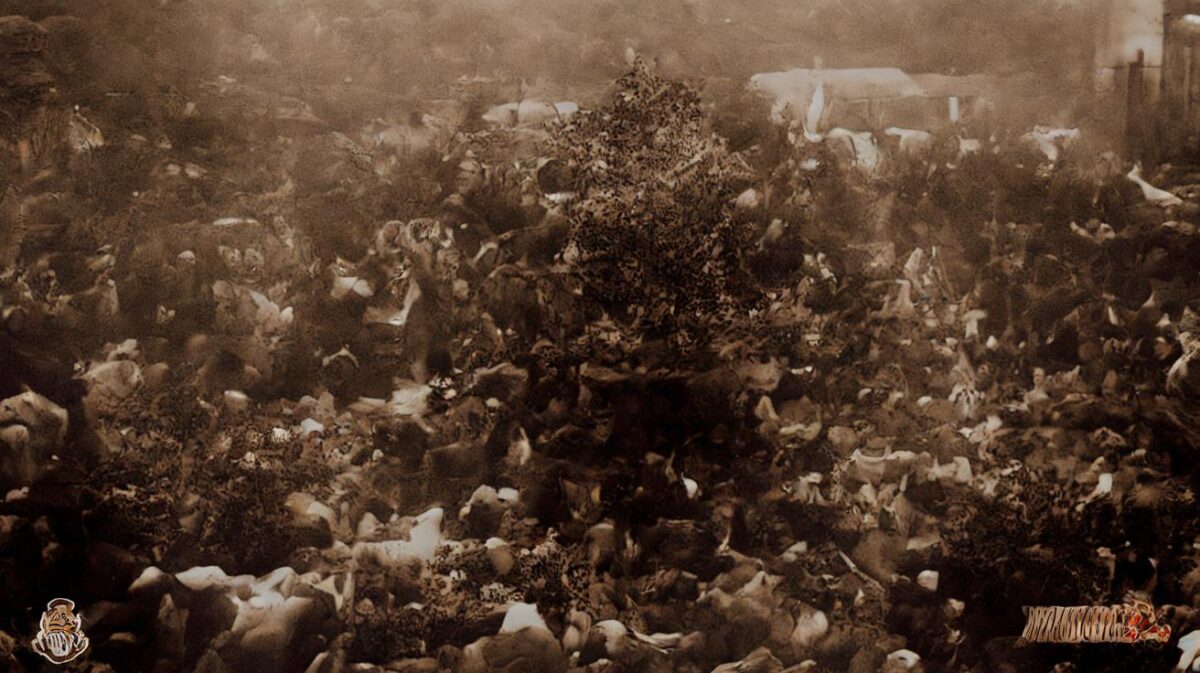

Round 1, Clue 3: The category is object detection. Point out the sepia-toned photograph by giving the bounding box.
[1,1,1199,671]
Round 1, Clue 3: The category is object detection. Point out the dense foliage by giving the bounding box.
[552,61,759,341]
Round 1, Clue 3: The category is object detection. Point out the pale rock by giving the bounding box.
[962,309,986,340]
[321,346,358,370]
[791,473,824,504]
[460,485,506,537]
[562,609,591,653]
[1076,472,1115,511]
[682,474,699,499]
[632,630,682,650]
[299,418,325,436]
[353,507,443,567]
[735,188,762,210]
[303,571,352,613]
[82,360,143,416]
[106,338,140,361]
[330,276,374,300]
[0,391,67,485]
[252,566,298,600]
[790,605,828,649]
[176,566,238,591]
[357,512,381,540]
[710,647,783,673]
[952,456,973,484]
[846,449,919,486]
[827,426,859,453]
[239,595,317,659]
[129,565,170,594]
[482,101,578,127]
[500,602,550,634]
[585,522,617,568]
[481,626,567,673]
[213,217,260,227]
[382,382,432,417]
[917,570,939,591]
[1128,163,1183,207]
[223,390,250,413]
[781,541,809,563]
[754,396,779,422]
[945,598,965,619]
[460,485,500,519]
[736,358,782,391]
[142,362,171,391]
[1177,630,1200,671]
[461,637,489,673]
[884,127,931,153]
[485,537,515,576]
[193,649,227,673]
[304,499,337,530]
[592,620,630,658]
[884,649,921,672]
[506,427,532,467]
[1023,126,1078,162]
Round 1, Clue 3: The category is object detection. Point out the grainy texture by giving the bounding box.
[0,4,1199,673]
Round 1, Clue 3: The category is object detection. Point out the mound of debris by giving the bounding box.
[2,25,1200,673]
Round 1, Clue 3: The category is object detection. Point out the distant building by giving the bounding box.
[1094,0,1163,97]
[1162,0,1200,134]
[749,67,1000,131]
[1095,0,1200,155]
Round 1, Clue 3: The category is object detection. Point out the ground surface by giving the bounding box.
[2,9,1200,673]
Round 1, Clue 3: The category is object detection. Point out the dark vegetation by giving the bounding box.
[1,3,1199,673]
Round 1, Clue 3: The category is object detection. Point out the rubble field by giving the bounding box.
[3,10,1200,673]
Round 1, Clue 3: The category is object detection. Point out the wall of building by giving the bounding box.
[1095,0,1164,96]
[1101,0,1164,66]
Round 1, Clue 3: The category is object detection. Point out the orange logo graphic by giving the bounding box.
[32,598,89,664]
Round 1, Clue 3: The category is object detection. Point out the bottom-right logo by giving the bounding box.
[1019,600,1171,645]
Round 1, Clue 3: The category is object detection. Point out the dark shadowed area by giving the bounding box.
[2,2,1200,673]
